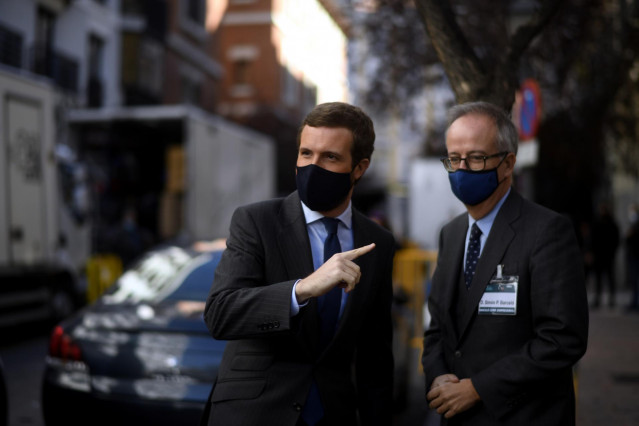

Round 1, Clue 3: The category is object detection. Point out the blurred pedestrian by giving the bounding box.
[578,220,595,287]
[625,203,639,312]
[422,101,588,425]
[591,202,620,308]
[202,102,395,426]
[112,207,144,268]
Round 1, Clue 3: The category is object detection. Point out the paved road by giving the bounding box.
[1,325,48,426]
[2,293,637,426]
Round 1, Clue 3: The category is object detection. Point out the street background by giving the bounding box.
[2,290,638,426]
[0,0,638,425]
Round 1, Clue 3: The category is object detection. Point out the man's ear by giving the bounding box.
[502,153,516,179]
[353,158,370,183]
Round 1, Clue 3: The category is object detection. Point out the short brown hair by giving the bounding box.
[297,102,375,167]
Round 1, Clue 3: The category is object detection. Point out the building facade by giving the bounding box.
[210,0,349,195]
[0,0,275,273]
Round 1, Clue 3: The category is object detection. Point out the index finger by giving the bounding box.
[342,243,376,260]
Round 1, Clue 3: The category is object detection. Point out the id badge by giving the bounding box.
[478,265,518,315]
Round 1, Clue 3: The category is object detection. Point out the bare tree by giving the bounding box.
[349,0,638,218]
[413,0,561,110]
[411,0,639,216]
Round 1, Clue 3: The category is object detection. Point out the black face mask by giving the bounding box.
[296,164,353,212]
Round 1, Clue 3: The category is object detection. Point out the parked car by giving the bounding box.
[42,239,415,425]
[42,241,227,426]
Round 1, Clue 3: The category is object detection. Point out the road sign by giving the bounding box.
[518,79,541,141]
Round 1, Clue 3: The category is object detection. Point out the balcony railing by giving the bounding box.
[30,44,79,92]
[0,24,23,69]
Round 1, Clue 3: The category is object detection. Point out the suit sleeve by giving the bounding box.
[355,232,395,426]
[422,228,453,390]
[204,206,296,340]
[472,213,589,419]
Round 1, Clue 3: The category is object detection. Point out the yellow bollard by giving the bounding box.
[393,247,438,349]
[86,254,123,303]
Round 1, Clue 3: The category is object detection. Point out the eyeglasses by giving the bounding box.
[440,152,508,172]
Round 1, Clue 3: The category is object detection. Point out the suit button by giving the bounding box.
[454,350,462,358]
[293,403,302,412]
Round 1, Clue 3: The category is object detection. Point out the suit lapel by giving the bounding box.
[443,215,467,343]
[277,192,314,280]
[276,192,319,352]
[458,192,521,339]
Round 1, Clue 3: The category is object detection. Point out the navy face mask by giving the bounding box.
[296,164,353,212]
[448,168,499,206]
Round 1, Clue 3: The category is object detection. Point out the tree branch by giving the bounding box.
[506,0,563,68]
[413,0,486,102]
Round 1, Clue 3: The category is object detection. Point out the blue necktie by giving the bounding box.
[302,217,342,426]
[319,217,342,348]
[465,223,482,288]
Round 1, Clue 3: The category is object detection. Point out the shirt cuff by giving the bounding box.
[291,279,308,316]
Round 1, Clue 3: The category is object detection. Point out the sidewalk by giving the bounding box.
[576,291,639,426]
[396,291,639,426]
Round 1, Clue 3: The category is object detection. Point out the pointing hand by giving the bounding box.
[295,243,376,303]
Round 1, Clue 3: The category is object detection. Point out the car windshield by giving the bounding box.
[101,246,223,304]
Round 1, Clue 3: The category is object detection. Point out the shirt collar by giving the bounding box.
[301,200,353,229]
[468,187,511,234]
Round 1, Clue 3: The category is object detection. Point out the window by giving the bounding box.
[181,76,201,105]
[88,35,105,106]
[121,0,145,16]
[138,38,164,95]
[234,59,249,85]
[179,0,207,42]
[36,7,54,46]
[281,66,299,107]
[88,35,104,79]
[186,0,205,25]
[228,45,258,98]
[0,24,23,68]
[33,7,55,76]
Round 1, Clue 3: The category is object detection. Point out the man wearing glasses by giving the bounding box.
[422,101,588,425]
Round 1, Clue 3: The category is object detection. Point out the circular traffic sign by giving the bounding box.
[518,79,541,140]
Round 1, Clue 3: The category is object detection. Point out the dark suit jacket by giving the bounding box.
[203,192,395,426]
[422,190,588,426]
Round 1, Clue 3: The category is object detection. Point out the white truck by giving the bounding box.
[0,69,90,329]
[66,104,276,244]
[1,68,277,329]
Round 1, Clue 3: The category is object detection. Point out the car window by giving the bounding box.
[165,250,223,301]
[101,247,223,304]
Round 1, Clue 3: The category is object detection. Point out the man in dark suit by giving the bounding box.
[422,101,588,425]
[203,102,395,426]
